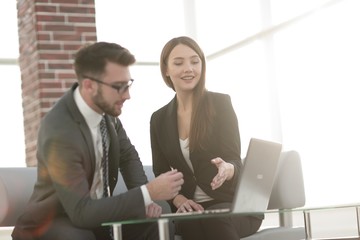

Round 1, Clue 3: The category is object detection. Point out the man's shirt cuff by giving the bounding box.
[140,184,153,206]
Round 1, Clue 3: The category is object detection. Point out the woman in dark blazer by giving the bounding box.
[150,36,263,240]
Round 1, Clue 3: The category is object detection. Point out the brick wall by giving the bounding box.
[17,0,97,166]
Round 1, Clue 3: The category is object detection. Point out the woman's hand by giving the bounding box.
[176,199,204,213]
[173,194,204,213]
[210,157,234,190]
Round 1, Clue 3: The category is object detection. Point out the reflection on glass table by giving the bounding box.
[103,203,360,240]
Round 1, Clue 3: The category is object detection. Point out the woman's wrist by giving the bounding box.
[172,194,186,208]
[226,162,235,180]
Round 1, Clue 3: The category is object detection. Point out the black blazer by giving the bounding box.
[13,83,148,239]
[150,91,242,209]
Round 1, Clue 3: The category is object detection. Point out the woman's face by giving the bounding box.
[166,44,202,93]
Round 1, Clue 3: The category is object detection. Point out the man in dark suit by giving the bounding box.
[12,42,184,240]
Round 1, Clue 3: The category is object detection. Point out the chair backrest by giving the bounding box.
[0,156,304,227]
[267,150,306,210]
[0,167,37,226]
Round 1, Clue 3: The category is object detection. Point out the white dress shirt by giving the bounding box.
[180,138,213,202]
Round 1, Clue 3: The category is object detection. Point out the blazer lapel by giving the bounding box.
[65,83,96,174]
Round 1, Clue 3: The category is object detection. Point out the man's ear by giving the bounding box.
[82,78,95,92]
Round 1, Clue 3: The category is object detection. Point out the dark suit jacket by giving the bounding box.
[13,83,148,239]
[150,91,243,210]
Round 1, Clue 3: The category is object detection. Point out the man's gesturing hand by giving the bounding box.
[146,170,184,201]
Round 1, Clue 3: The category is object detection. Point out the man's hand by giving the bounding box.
[146,202,162,218]
[210,157,234,190]
[146,170,184,201]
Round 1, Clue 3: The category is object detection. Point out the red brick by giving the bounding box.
[38,43,62,50]
[84,35,97,42]
[65,81,77,89]
[48,63,73,70]
[59,6,94,14]
[68,16,95,23]
[36,15,65,22]
[75,26,96,33]
[39,81,63,89]
[53,33,82,41]
[39,90,66,99]
[63,43,84,51]
[40,101,52,109]
[39,53,72,60]
[43,24,75,32]
[37,33,51,41]
[50,0,82,4]
[38,72,56,79]
[58,72,77,79]
[34,5,57,13]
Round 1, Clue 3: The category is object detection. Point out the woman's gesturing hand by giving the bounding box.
[210,157,234,190]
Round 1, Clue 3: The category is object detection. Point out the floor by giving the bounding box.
[318,238,360,240]
[261,207,360,240]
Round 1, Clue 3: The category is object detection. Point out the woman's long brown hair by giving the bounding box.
[160,36,215,152]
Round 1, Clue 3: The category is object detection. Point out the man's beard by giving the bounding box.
[92,87,121,117]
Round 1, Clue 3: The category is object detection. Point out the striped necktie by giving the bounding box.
[100,116,110,197]
[100,116,113,239]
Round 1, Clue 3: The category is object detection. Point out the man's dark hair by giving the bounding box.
[74,42,136,80]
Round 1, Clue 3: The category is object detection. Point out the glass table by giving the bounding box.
[103,203,360,240]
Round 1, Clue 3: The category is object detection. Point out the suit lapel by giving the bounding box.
[65,83,96,174]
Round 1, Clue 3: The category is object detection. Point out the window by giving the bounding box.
[95,0,360,207]
[0,2,25,167]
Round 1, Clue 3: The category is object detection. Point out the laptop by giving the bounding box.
[231,138,282,213]
[161,138,282,217]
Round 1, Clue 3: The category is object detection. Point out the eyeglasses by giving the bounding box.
[83,75,134,94]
